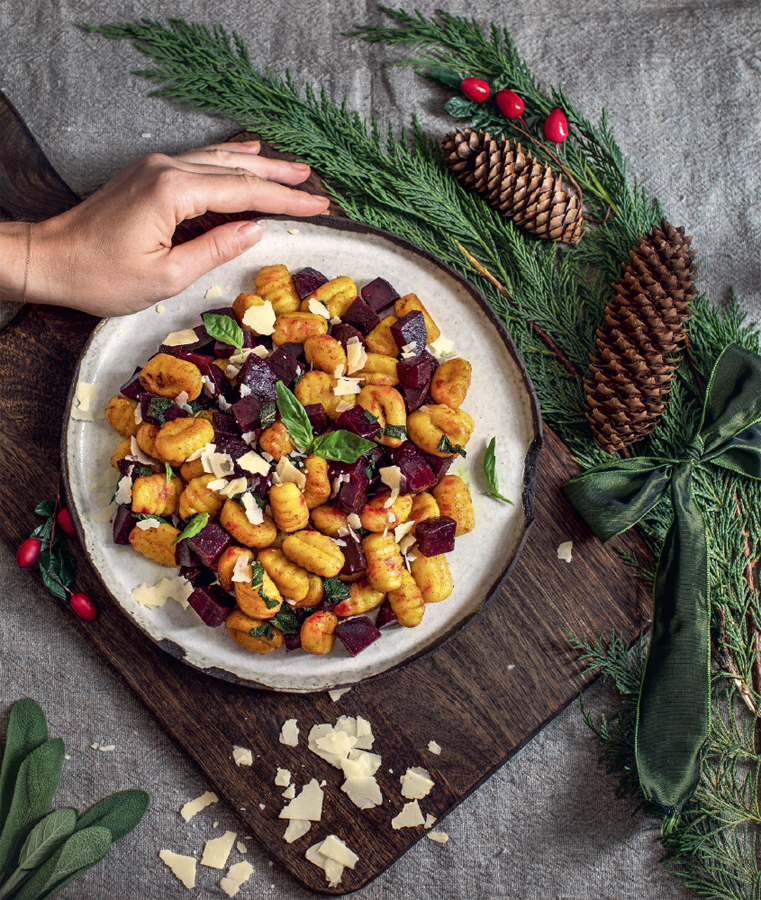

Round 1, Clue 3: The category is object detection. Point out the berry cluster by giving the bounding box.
[460,77,568,144]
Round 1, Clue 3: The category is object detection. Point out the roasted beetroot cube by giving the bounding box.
[305,403,330,435]
[175,538,203,568]
[419,451,455,483]
[384,440,417,465]
[238,353,278,403]
[391,311,427,355]
[187,522,232,567]
[284,632,302,652]
[335,616,382,656]
[170,349,215,369]
[192,323,215,348]
[405,384,431,412]
[278,341,305,360]
[113,506,138,545]
[232,396,263,433]
[266,346,305,385]
[415,516,457,556]
[197,360,233,401]
[331,323,368,351]
[336,405,381,441]
[375,599,400,628]
[361,277,399,314]
[249,470,273,499]
[292,267,329,300]
[180,565,215,588]
[336,479,368,516]
[398,454,436,495]
[214,327,256,359]
[159,323,213,355]
[140,393,187,426]
[187,584,236,627]
[203,306,237,321]
[212,411,239,440]
[216,437,253,477]
[342,298,380,335]
[120,367,145,401]
[397,354,434,389]
[339,533,367,579]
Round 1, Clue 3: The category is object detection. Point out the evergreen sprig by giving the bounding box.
[86,11,761,897]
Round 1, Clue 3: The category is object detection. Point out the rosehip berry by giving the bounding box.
[495,89,525,119]
[57,508,76,536]
[544,108,569,144]
[461,77,490,103]
[16,538,41,568]
[70,592,97,621]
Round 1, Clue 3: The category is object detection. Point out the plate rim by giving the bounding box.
[61,213,543,692]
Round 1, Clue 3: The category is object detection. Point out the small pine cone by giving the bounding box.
[585,219,697,454]
[441,128,584,243]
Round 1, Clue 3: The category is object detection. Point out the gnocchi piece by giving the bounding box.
[135,423,161,459]
[299,573,325,609]
[407,403,474,457]
[359,491,413,533]
[282,531,345,578]
[365,315,399,357]
[131,474,184,517]
[217,546,255,592]
[272,312,328,345]
[355,352,399,386]
[139,353,203,400]
[362,532,404,592]
[332,580,385,618]
[302,455,331,510]
[180,457,206,482]
[310,505,349,537]
[269,482,310,533]
[235,569,283,620]
[410,553,453,603]
[128,522,180,567]
[254,264,301,316]
[233,292,267,332]
[357,384,407,447]
[220,499,278,548]
[295,370,353,421]
[395,293,441,343]
[304,335,347,375]
[258,421,294,461]
[178,474,225,521]
[106,395,139,438]
[300,609,338,655]
[155,417,215,466]
[387,569,425,627]
[408,492,440,527]
[430,357,472,409]
[226,609,284,654]
[111,438,133,470]
[432,475,475,536]
[258,548,310,603]
[301,275,357,319]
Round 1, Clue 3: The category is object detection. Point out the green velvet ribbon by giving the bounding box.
[563,344,761,816]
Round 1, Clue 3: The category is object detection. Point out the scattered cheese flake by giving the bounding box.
[400,767,435,800]
[328,687,351,702]
[428,740,442,755]
[184,444,207,463]
[427,335,454,358]
[316,730,356,757]
[282,784,296,800]
[333,364,346,378]
[134,404,143,425]
[226,284,232,291]
[228,365,242,381]
[64,754,70,760]
[128,436,154,466]
[380,466,402,507]
[156,304,166,314]
[393,520,416,544]
[180,791,219,822]
[288,228,299,235]
[202,375,217,397]
[213,822,219,828]
[333,376,362,396]
[76,381,98,412]
[242,300,276,335]
[241,493,264,526]
[342,775,383,809]
[232,555,252,584]
[98,745,116,752]
[276,457,307,491]
[427,831,449,843]
[219,477,248,499]
[307,297,331,318]
[132,575,194,610]
[329,316,341,326]
[219,860,254,897]
[305,842,345,887]
[163,329,199,347]
[159,850,196,889]
[424,813,437,829]
[178,304,185,311]
[236,842,247,854]
[202,446,235,478]
[401,342,418,361]
[90,742,99,749]
[279,779,324,821]
[346,337,368,375]
[347,513,362,530]
[205,285,222,299]
[320,834,359,869]
[70,407,94,422]
[238,450,270,476]
[507,663,515,670]
[283,818,311,843]
[241,430,257,445]
[391,800,425,829]
[201,831,237,869]
[91,504,116,523]
[258,803,266,810]
[275,768,292,787]
[557,540,573,563]
[233,746,253,767]
[114,476,132,506]
[279,719,299,747]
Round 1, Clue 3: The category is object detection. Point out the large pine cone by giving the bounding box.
[585,219,697,454]
[442,128,584,243]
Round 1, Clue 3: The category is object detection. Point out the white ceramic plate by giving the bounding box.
[63,216,541,692]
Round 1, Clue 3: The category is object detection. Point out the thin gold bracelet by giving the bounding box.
[21,222,33,304]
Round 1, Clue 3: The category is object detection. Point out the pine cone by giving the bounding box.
[585,219,697,454]
[441,128,584,243]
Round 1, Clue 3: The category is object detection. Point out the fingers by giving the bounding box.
[163,220,264,292]
[172,146,313,186]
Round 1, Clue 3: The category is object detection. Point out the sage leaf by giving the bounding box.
[165,461,173,485]
[74,789,149,842]
[18,807,78,870]
[12,826,112,900]
[270,605,300,635]
[275,382,313,449]
[483,437,513,504]
[203,312,243,350]
[311,431,375,463]
[0,738,65,882]
[172,512,209,545]
[0,699,48,835]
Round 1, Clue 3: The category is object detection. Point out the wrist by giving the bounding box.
[0,222,31,303]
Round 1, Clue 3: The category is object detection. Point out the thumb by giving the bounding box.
[164,220,262,288]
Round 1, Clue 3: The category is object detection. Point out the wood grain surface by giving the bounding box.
[0,99,652,894]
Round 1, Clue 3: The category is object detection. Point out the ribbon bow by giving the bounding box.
[563,344,761,815]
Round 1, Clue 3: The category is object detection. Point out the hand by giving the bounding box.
[0,141,330,317]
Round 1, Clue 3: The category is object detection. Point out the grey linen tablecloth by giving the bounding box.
[2,1,759,896]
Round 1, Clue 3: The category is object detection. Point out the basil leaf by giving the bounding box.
[250,561,265,587]
[0,699,48,838]
[203,312,243,350]
[437,434,467,458]
[18,807,77,871]
[270,605,300,635]
[249,623,274,641]
[34,501,56,518]
[483,437,513,504]
[275,382,313,449]
[312,431,375,463]
[164,462,173,485]
[259,400,277,429]
[323,578,351,602]
[74,789,149,843]
[172,513,209,545]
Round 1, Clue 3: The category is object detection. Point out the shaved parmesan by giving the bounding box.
[335,399,354,414]
[232,746,253,767]
[229,365,243,381]
[232,555,251,584]
[320,834,359,869]
[159,850,196,888]
[91,504,116,523]
[342,775,382,809]
[391,799,425,829]
[306,842,344,887]
[132,575,194,610]
[128,436,154,466]
[275,767,292,787]
[180,790,219,822]
[238,450,270,476]
[347,513,362,530]
[346,337,368,375]
[135,517,162,531]
[316,729,356,757]
[236,842,247,854]
[400,767,435,800]
[219,860,254,897]
[278,779,324,821]
[557,541,573,563]
[134,403,143,425]
[401,341,418,360]
[279,718,299,747]
[241,493,264,526]
[428,740,442,755]
[427,335,454,358]
[380,466,402,508]
[276,457,307,491]
[328,686,351,702]
[424,813,437,829]
[427,831,449,843]
[70,407,94,422]
[163,329,199,347]
[307,297,331,318]
[393,520,415,544]
[283,819,311,843]
[114,476,132,506]
[242,300,276,335]
[333,364,345,378]
[333,377,362,396]
[220,477,248,498]
[202,446,235,478]
[202,831,237,869]
[282,784,296,800]
[205,285,222,299]
[185,444,209,463]
[75,381,98,412]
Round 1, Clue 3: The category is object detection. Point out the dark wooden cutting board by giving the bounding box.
[0,91,652,894]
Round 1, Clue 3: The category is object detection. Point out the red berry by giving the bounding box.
[544,108,569,143]
[16,538,41,568]
[70,592,97,621]
[57,508,76,536]
[495,89,524,119]
[461,77,490,103]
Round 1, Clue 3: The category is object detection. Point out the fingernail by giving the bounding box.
[237,220,262,249]
[239,141,261,151]
[291,162,310,172]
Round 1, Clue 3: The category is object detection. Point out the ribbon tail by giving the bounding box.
[635,463,710,816]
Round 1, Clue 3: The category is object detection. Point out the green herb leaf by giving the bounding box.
[134,464,153,478]
[74,789,149,843]
[30,519,53,543]
[259,400,277,429]
[57,548,77,590]
[172,513,209,545]
[249,623,274,641]
[275,382,313,449]
[145,396,175,425]
[323,578,351,603]
[250,561,265,587]
[18,807,78,871]
[312,431,375,463]
[362,408,379,425]
[270,605,300,635]
[12,826,112,900]
[203,312,243,350]
[260,589,279,610]
[483,437,513,504]
[165,462,173,485]
[424,66,464,89]
[444,95,478,119]
[37,552,67,602]
[437,434,467,458]
[0,699,48,837]
[34,502,56,518]
[383,423,406,440]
